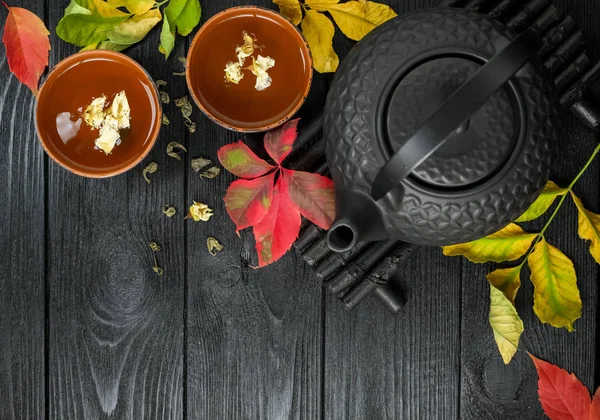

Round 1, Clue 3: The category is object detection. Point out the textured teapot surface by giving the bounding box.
[324,8,559,247]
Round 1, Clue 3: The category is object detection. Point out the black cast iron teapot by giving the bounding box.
[324,7,560,252]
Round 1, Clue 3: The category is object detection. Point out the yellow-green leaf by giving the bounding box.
[571,192,600,264]
[106,9,162,46]
[305,0,340,12]
[273,0,303,26]
[516,180,568,222]
[324,0,397,41]
[57,1,129,47]
[301,10,339,73]
[80,0,129,18]
[489,285,524,364]
[159,13,175,58]
[528,238,581,331]
[486,265,522,304]
[442,223,536,263]
[108,0,155,15]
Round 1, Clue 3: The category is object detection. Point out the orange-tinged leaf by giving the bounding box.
[224,172,275,232]
[571,192,600,265]
[528,238,581,331]
[218,141,275,179]
[284,169,335,229]
[591,389,600,420]
[529,353,591,420]
[253,175,301,266]
[264,118,299,164]
[486,265,522,304]
[516,180,568,222]
[2,3,50,95]
[442,223,536,263]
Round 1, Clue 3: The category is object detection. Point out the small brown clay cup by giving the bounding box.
[186,6,313,132]
[35,50,162,178]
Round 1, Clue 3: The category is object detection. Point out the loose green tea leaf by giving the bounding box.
[163,205,177,217]
[187,201,213,222]
[179,56,187,66]
[149,242,161,252]
[207,237,224,256]
[166,141,187,160]
[152,255,164,276]
[156,79,168,87]
[200,166,221,179]
[175,96,193,118]
[163,114,170,125]
[191,157,212,173]
[143,161,158,184]
[160,90,170,104]
[172,56,187,75]
[185,120,196,133]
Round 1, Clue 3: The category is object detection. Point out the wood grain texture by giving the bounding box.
[184,3,323,419]
[0,1,46,419]
[45,9,186,418]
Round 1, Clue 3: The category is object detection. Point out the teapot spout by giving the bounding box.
[327,190,388,253]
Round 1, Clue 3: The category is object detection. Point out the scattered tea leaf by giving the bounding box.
[152,255,164,276]
[191,157,212,173]
[160,90,170,104]
[175,96,193,118]
[201,166,221,179]
[163,205,177,217]
[149,242,161,252]
[185,120,197,133]
[142,161,158,184]
[162,114,170,125]
[156,79,168,87]
[207,237,224,256]
[173,71,185,76]
[179,56,187,66]
[187,201,214,222]
[166,141,187,160]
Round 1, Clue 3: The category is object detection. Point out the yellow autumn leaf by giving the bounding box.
[273,0,303,26]
[442,223,536,263]
[528,238,581,331]
[82,0,129,18]
[305,0,341,12]
[516,180,568,222]
[323,0,398,41]
[108,0,156,15]
[486,265,522,304]
[571,192,600,264]
[107,8,162,45]
[301,10,339,73]
[489,285,524,364]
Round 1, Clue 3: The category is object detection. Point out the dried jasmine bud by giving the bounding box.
[156,80,168,87]
[187,201,213,222]
[160,90,170,104]
[200,166,221,179]
[191,157,212,173]
[149,242,161,252]
[162,205,177,217]
[143,161,158,184]
[152,256,164,276]
[207,237,224,256]
[162,114,170,126]
[166,141,187,160]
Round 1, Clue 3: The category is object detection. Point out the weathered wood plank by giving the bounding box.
[0,1,47,418]
[45,8,186,418]
[184,2,323,419]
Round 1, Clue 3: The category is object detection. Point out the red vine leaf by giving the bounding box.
[591,389,600,420]
[253,175,301,267]
[2,3,50,95]
[224,172,275,232]
[217,141,275,179]
[529,353,591,420]
[264,118,299,164]
[284,169,336,229]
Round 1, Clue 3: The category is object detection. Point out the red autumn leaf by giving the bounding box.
[253,175,301,267]
[591,389,600,420]
[264,118,299,164]
[2,3,50,95]
[529,353,591,420]
[284,169,336,229]
[217,141,275,179]
[224,172,275,232]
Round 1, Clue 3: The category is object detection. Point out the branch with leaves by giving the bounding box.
[443,143,600,364]
[273,0,397,73]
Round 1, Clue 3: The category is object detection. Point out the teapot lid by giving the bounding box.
[383,56,518,188]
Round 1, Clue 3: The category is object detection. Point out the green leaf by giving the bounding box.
[516,180,568,222]
[57,0,129,47]
[486,265,522,304]
[442,223,537,263]
[528,238,582,331]
[159,13,175,58]
[164,0,202,37]
[489,285,524,364]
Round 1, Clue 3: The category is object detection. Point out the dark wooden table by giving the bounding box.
[1,0,599,419]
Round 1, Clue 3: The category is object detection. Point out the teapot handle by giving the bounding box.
[370,28,543,201]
